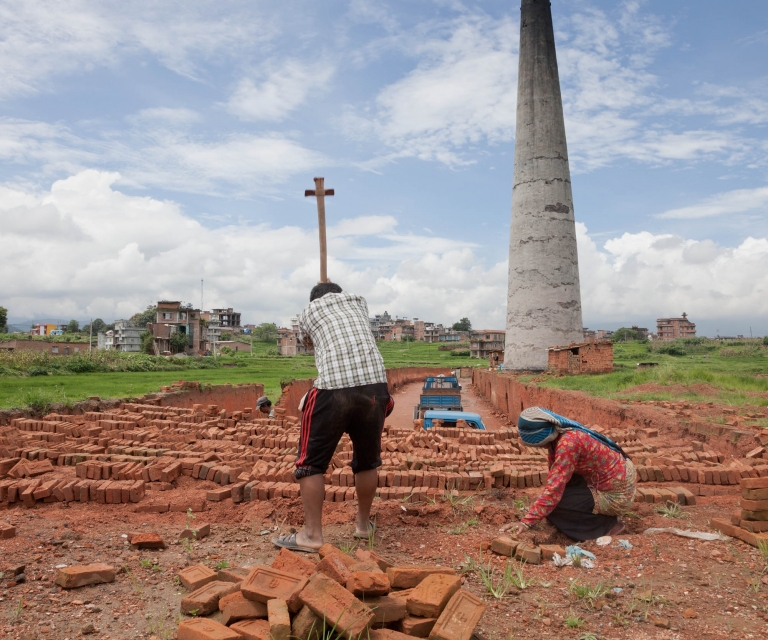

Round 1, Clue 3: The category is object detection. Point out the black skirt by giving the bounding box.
[545,473,618,541]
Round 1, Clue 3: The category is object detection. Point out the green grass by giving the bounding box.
[0,339,482,409]
[538,340,768,407]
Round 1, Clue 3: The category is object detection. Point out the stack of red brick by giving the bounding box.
[711,476,768,548]
[174,545,486,640]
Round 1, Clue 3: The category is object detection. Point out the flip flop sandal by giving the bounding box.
[271,532,319,553]
[353,520,376,539]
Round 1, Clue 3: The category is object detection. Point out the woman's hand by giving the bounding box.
[499,521,529,535]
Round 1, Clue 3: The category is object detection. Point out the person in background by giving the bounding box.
[272,282,393,552]
[501,406,636,541]
[256,396,275,418]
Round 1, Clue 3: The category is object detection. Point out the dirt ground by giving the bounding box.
[388,380,511,431]
[2,384,768,640]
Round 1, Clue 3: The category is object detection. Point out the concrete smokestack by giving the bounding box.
[503,0,583,371]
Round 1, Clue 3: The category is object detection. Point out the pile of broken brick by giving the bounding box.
[53,543,486,640]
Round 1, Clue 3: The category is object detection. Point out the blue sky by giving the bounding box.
[1,0,767,336]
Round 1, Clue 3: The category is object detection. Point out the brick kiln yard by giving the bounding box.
[1,373,768,640]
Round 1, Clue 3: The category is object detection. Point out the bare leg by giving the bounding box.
[354,469,378,536]
[295,474,325,549]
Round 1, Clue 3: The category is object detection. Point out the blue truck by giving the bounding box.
[422,410,486,430]
[413,375,462,419]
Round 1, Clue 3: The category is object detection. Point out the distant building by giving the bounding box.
[31,323,58,336]
[97,320,143,352]
[277,317,313,356]
[631,325,649,340]
[656,313,696,341]
[148,301,208,355]
[470,330,506,358]
[548,342,614,375]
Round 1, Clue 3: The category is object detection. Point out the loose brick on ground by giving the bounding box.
[180,580,240,616]
[406,574,462,618]
[347,571,391,597]
[55,563,115,589]
[387,566,456,589]
[177,618,241,640]
[268,598,291,640]
[292,605,322,640]
[361,594,407,625]
[178,564,217,592]
[0,521,16,539]
[316,553,353,585]
[230,619,271,640]
[299,571,375,640]
[398,615,437,637]
[271,547,317,579]
[428,590,486,640]
[130,532,166,549]
[242,566,308,613]
[489,536,517,557]
[219,591,268,625]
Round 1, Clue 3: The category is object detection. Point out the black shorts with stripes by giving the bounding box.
[294,382,394,478]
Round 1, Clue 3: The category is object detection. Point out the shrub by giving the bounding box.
[450,350,470,357]
[656,344,686,356]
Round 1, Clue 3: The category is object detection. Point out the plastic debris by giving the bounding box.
[552,553,595,569]
[643,527,727,541]
[617,539,633,550]
[566,545,596,560]
[596,536,612,546]
[612,587,623,594]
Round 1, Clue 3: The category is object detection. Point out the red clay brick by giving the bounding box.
[292,605,322,640]
[360,594,407,625]
[298,572,375,640]
[318,543,358,568]
[489,536,517,557]
[347,571,391,597]
[181,580,240,616]
[406,574,462,618]
[355,549,394,571]
[0,521,16,539]
[398,615,437,637]
[180,523,211,541]
[370,630,414,640]
[218,567,250,583]
[242,566,308,613]
[177,618,241,640]
[55,563,115,588]
[428,590,486,640]
[130,532,166,549]
[316,554,353,585]
[272,547,317,579]
[268,598,291,640]
[178,564,218,592]
[230,619,271,640]
[387,566,456,589]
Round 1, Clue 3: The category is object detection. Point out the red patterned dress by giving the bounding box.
[521,429,636,528]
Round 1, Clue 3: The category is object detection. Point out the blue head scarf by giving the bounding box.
[517,406,627,458]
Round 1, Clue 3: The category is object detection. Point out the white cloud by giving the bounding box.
[0,1,276,99]
[342,15,519,167]
[657,186,768,219]
[226,59,336,122]
[2,171,767,333]
[576,223,768,321]
[0,117,328,196]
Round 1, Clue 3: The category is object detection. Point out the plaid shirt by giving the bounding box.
[298,292,387,390]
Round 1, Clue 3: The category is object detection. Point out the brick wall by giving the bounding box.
[0,340,87,355]
[471,369,757,457]
[547,341,613,374]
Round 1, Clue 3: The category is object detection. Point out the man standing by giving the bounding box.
[273,282,393,552]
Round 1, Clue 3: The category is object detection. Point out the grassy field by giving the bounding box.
[534,340,768,406]
[0,340,480,410]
